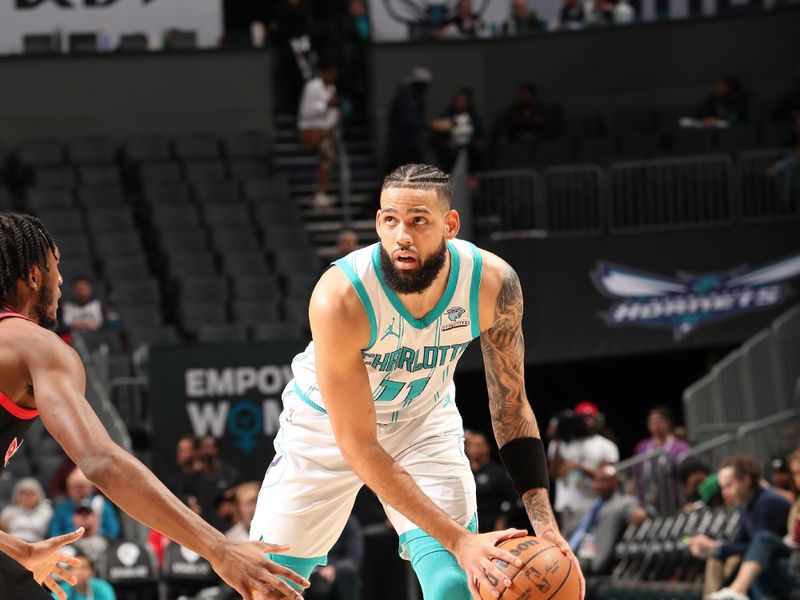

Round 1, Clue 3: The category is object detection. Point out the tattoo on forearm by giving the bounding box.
[481,266,539,447]
[523,489,559,535]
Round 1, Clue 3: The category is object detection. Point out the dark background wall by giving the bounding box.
[0,50,273,153]
[369,12,800,163]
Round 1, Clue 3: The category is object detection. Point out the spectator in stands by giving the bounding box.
[226,482,260,543]
[271,0,314,113]
[548,410,620,537]
[464,430,517,532]
[570,463,646,576]
[679,459,712,511]
[631,406,690,512]
[50,467,120,539]
[193,435,241,530]
[688,454,792,600]
[298,63,340,209]
[0,478,53,543]
[766,115,800,206]
[772,69,800,122]
[440,0,486,38]
[503,0,546,35]
[54,552,116,600]
[164,434,201,496]
[71,500,110,567]
[49,457,76,500]
[498,83,560,144]
[387,67,433,171]
[61,276,103,332]
[694,76,746,127]
[335,230,360,259]
[429,88,485,172]
[574,401,618,444]
[307,515,364,600]
[559,0,587,29]
[769,457,796,504]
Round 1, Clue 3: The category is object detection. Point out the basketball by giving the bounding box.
[479,537,580,600]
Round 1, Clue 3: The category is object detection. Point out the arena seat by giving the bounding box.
[221,131,269,159]
[95,232,144,256]
[166,251,218,279]
[125,325,179,350]
[55,234,93,262]
[220,251,272,278]
[183,159,226,185]
[178,277,228,304]
[533,137,575,167]
[33,166,76,189]
[139,163,182,186]
[210,228,260,253]
[26,188,74,211]
[108,279,162,306]
[124,135,171,163]
[193,181,241,204]
[78,165,121,187]
[228,158,269,182]
[150,204,201,230]
[117,305,163,329]
[159,229,209,254]
[173,133,219,161]
[100,255,151,281]
[37,208,85,236]
[142,182,192,207]
[670,128,715,155]
[178,302,228,335]
[251,321,305,342]
[242,177,291,204]
[232,300,281,325]
[617,131,660,159]
[17,139,64,167]
[202,203,251,227]
[197,323,248,343]
[77,185,126,208]
[67,137,115,165]
[230,276,280,303]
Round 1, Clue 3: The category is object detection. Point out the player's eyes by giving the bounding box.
[414,218,427,225]
[384,216,396,224]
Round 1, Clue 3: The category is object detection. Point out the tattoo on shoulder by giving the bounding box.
[481,265,538,445]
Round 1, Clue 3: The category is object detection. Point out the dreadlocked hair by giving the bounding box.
[0,212,57,309]
[381,163,451,210]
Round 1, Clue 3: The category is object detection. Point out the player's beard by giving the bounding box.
[32,277,57,330]
[380,238,448,295]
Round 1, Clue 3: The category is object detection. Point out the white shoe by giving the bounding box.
[312,192,333,208]
[706,588,749,600]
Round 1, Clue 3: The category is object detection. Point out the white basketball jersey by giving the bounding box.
[289,238,483,425]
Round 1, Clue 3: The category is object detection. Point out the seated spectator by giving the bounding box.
[679,459,712,511]
[53,552,116,600]
[464,430,517,532]
[61,276,104,333]
[631,406,690,513]
[440,0,486,38]
[0,478,53,542]
[548,410,620,538]
[570,463,646,575]
[692,76,747,127]
[298,62,340,208]
[225,482,260,542]
[335,230,360,259]
[769,457,797,504]
[772,69,800,122]
[688,454,792,599]
[71,500,110,567]
[307,515,364,600]
[503,0,546,35]
[559,0,587,29]
[429,88,485,172]
[163,434,201,497]
[49,467,120,540]
[193,435,241,530]
[498,83,560,144]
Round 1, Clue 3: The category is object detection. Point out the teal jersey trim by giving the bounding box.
[264,551,328,590]
[467,243,483,339]
[293,381,327,414]
[333,258,378,349]
[371,241,461,330]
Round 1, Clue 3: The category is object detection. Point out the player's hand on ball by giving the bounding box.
[19,527,84,600]
[210,540,309,600]
[452,528,528,599]
[538,526,585,600]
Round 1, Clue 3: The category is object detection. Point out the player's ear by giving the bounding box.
[375,208,382,234]
[26,264,42,291]
[444,209,460,240]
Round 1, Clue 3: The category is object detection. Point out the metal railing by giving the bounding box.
[469,151,798,239]
[333,122,353,229]
[683,304,800,438]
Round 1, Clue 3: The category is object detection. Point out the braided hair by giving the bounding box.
[381,163,451,210]
[0,213,57,309]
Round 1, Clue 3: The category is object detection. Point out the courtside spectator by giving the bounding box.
[570,463,646,576]
[50,467,120,539]
[298,63,340,208]
[632,406,690,512]
[225,482,260,542]
[0,478,52,542]
[464,430,517,532]
[694,76,747,126]
[689,454,792,599]
[53,552,116,600]
[549,410,620,537]
[62,276,103,333]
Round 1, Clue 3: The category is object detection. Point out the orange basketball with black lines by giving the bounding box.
[479,537,580,600]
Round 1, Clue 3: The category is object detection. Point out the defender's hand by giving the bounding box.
[209,541,310,600]
[452,528,528,599]
[18,528,84,600]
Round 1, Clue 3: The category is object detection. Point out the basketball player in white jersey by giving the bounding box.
[251,164,584,599]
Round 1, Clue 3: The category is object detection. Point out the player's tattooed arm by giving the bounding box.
[480,264,539,447]
[522,488,560,538]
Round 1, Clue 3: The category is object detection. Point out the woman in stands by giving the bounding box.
[0,478,53,543]
[0,212,308,600]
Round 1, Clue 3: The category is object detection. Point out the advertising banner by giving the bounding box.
[0,0,222,54]
[149,340,305,482]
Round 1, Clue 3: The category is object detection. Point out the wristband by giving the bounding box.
[498,437,550,496]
